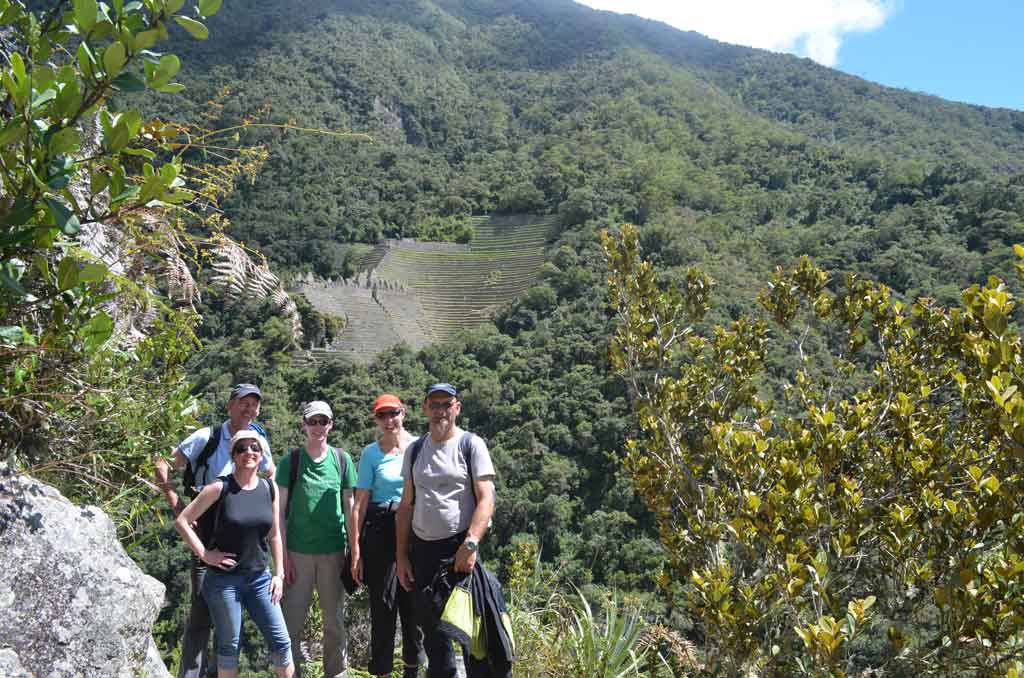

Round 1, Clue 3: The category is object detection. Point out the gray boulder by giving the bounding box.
[0,468,170,677]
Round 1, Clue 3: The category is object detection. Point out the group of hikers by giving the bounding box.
[154,381,509,678]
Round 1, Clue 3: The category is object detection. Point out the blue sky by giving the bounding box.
[576,1,1024,111]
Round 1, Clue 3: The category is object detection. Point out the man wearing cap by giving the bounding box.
[276,400,357,678]
[154,383,276,678]
[395,383,496,678]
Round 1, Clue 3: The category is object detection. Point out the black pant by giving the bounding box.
[179,556,217,678]
[410,533,492,678]
[363,505,424,676]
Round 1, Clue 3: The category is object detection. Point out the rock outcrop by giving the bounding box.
[0,468,170,677]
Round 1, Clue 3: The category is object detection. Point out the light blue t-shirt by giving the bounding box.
[177,421,271,491]
[355,440,406,503]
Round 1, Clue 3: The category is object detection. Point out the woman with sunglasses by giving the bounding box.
[349,394,425,678]
[175,429,293,678]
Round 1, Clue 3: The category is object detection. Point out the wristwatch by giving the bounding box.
[462,538,479,552]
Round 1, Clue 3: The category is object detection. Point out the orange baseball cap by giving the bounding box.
[372,393,403,413]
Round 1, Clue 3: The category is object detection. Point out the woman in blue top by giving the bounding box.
[349,393,425,678]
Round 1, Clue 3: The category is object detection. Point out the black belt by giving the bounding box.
[370,500,400,514]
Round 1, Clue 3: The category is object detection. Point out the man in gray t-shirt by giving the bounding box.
[396,383,496,678]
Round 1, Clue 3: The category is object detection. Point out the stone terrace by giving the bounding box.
[295,214,557,363]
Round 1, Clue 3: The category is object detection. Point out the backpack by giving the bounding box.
[284,445,352,518]
[183,421,268,498]
[407,431,479,505]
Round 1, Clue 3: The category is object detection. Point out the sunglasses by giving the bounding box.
[428,400,457,412]
[375,409,402,419]
[306,417,331,427]
[233,442,262,454]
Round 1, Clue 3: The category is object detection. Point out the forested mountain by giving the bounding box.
[125,0,1024,670]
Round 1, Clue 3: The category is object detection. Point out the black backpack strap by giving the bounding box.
[205,476,231,549]
[197,424,222,485]
[408,435,427,505]
[285,448,301,518]
[459,431,475,488]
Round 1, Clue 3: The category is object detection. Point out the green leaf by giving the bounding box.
[82,310,114,351]
[0,227,37,248]
[0,264,27,295]
[77,43,96,79]
[157,82,186,93]
[0,120,26,147]
[105,122,130,153]
[165,0,186,13]
[57,257,79,291]
[44,197,81,236]
[198,0,222,17]
[73,0,99,32]
[54,79,83,118]
[33,255,52,284]
[48,127,80,155]
[109,185,140,205]
[134,28,159,50]
[30,88,57,108]
[9,50,25,84]
[90,171,110,193]
[79,263,108,283]
[102,41,126,76]
[1,199,35,226]
[111,72,146,92]
[147,53,181,89]
[173,16,208,40]
[122,147,156,159]
[121,110,143,138]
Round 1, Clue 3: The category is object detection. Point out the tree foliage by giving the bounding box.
[605,223,1024,675]
[0,0,231,523]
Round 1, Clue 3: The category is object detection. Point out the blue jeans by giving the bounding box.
[202,568,293,670]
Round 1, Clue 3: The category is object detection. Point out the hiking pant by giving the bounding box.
[364,503,424,676]
[179,556,216,678]
[411,533,491,678]
[281,550,348,678]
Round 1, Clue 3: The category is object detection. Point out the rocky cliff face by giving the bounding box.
[0,467,169,677]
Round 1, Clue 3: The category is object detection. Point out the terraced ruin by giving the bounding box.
[296,214,557,362]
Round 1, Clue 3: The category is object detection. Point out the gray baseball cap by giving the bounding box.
[230,383,262,400]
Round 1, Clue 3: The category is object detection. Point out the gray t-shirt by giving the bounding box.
[402,427,495,541]
[177,421,271,491]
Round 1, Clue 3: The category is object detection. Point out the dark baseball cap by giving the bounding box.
[426,382,457,398]
[230,383,262,400]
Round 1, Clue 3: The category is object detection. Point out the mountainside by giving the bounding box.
[131,1,1024,668]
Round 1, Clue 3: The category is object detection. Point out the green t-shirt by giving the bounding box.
[275,446,356,554]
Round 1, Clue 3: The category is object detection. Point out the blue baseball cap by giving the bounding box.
[426,383,457,397]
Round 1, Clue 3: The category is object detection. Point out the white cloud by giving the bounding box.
[575,0,896,67]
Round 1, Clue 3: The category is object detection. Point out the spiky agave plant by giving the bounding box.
[566,590,648,678]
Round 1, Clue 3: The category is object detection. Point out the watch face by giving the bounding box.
[464,540,479,552]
